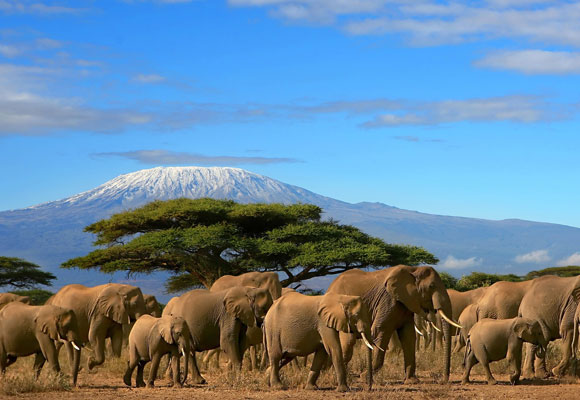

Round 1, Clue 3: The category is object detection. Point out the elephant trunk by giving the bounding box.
[433,291,453,382]
[72,346,81,386]
[366,344,373,390]
[181,348,189,386]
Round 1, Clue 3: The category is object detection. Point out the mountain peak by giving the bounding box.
[27,166,340,213]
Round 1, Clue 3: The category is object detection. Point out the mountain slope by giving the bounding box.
[1,166,579,301]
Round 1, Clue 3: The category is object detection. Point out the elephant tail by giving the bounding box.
[463,335,471,368]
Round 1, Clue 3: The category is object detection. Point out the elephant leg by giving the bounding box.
[399,322,418,383]
[136,360,147,388]
[39,339,61,375]
[5,355,17,369]
[461,348,477,384]
[267,346,285,389]
[508,350,522,385]
[147,353,162,388]
[171,351,182,388]
[522,342,535,378]
[110,325,124,358]
[305,348,328,390]
[248,345,257,371]
[88,325,107,370]
[479,353,496,385]
[33,353,46,379]
[188,351,206,384]
[327,341,348,392]
[203,349,219,369]
[123,344,140,387]
[532,344,551,378]
[339,331,357,365]
[221,325,244,371]
[553,335,573,377]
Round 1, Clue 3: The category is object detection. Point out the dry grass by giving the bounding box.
[0,338,578,398]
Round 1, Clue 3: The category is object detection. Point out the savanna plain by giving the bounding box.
[1,341,579,399]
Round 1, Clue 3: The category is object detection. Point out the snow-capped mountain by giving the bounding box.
[1,166,580,301]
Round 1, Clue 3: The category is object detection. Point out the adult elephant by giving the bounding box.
[475,280,534,320]
[446,287,488,352]
[144,294,162,317]
[0,302,82,385]
[47,283,146,369]
[208,271,282,370]
[0,292,30,310]
[327,265,460,383]
[163,286,273,384]
[519,275,580,378]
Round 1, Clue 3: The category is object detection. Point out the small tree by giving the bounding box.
[0,257,56,289]
[438,271,458,290]
[62,198,438,292]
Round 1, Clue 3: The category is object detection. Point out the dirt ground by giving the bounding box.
[2,347,580,399]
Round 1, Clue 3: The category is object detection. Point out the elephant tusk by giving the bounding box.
[181,348,186,358]
[361,332,374,351]
[438,309,463,330]
[414,325,424,336]
[373,343,386,352]
[71,341,81,351]
[430,321,442,333]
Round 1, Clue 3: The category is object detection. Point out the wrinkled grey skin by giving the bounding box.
[163,286,273,384]
[0,302,82,385]
[462,317,547,385]
[0,293,30,310]
[124,315,191,388]
[518,275,580,378]
[47,283,147,370]
[264,292,374,392]
[206,271,283,370]
[327,265,455,383]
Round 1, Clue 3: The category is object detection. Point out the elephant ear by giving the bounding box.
[158,317,174,344]
[93,288,130,325]
[35,310,59,341]
[384,267,423,315]
[223,287,255,328]
[318,293,351,333]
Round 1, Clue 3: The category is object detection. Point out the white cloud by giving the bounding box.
[439,255,483,269]
[475,50,580,75]
[514,249,550,264]
[132,73,166,84]
[0,44,21,57]
[557,252,580,266]
[93,149,299,165]
[0,0,83,15]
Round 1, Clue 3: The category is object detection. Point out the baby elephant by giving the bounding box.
[124,315,192,388]
[462,317,547,385]
[264,291,377,392]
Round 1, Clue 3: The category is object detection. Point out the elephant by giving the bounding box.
[144,294,162,317]
[519,275,580,378]
[0,292,30,310]
[475,280,534,320]
[264,291,376,392]
[462,317,547,385]
[0,302,82,385]
[456,304,478,353]
[326,265,461,383]
[46,283,147,370]
[123,314,192,388]
[163,286,273,384]
[207,271,282,370]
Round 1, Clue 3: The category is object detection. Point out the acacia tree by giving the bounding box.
[62,198,438,292]
[0,257,56,289]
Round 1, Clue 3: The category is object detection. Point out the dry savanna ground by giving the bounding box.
[1,341,579,399]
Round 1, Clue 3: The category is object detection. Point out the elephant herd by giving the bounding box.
[0,266,579,392]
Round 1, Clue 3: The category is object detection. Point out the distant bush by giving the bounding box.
[455,272,523,292]
[438,272,458,290]
[525,266,580,280]
[9,289,54,305]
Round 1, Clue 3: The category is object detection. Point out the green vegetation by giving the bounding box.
[442,266,580,292]
[0,257,56,289]
[62,198,437,292]
[9,289,54,305]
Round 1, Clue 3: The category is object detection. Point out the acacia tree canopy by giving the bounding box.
[62,198,438,292]
[0,257,56,289]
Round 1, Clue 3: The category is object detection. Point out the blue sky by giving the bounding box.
[1,0,580,229]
